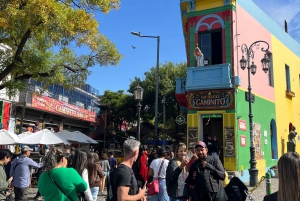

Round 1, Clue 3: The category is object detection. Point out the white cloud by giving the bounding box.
[252,0,300,43]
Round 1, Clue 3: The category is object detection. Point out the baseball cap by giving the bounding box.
[21,146,31,152]
[195,141,207,148]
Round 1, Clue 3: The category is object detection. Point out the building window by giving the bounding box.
[285,64,291,91]
[266,52,274,87]
[199,30,223,65]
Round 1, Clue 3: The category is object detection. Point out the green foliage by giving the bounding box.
[0,0,122,94]
[99,62,186,142]
[100,90,136,134]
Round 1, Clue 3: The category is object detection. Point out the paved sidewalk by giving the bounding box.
[246,178,278,201]
[24,187,108,201]
[21,178,278,201]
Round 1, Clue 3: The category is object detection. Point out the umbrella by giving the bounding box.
[0,129,20,145]
[16,129,70,145]
[72,131,98,144]
[18,132,33,139]
[56,130,87,143]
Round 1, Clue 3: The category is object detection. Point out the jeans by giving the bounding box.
[211,152,219,159]
[149,178,169,201]
[14,187,29,201]
[90,186,99,201]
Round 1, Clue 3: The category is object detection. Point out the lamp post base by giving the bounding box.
[249,168,258,187]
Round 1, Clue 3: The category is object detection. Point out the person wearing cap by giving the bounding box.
[10,146,40,201]
[148,147,170,201]
[185,141,227,201]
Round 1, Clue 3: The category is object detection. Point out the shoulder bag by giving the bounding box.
[147,159,165,196]
[47,171,76,201]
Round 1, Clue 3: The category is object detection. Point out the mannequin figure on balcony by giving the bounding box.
[194,43,204,67]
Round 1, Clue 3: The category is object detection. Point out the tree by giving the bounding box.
[0,0,122,93]
[129,62,187,141]
[100,90,136,135]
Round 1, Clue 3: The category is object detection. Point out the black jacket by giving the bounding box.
[166,159,189,198]
[263,192,278,201]
[186,156,225,195]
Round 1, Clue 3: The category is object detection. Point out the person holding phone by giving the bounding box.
[111,139,146,201]
[166,143,190,201]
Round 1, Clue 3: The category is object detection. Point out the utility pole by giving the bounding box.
[163,96,166,145]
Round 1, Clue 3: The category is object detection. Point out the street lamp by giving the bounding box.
[134,84,144,141]
[131,31,160,147]
[240,41,271,187]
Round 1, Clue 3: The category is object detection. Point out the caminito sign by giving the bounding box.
[187,89,234,110]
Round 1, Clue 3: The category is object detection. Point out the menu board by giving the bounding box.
[224,127,235,157]
[188,127,198,148]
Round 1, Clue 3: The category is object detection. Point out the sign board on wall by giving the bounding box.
[224,127,235,157]
[187,89,234,110]
[188,127,198,148]
[31,94,96,122]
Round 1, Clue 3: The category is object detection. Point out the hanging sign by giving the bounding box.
[31,94,96,122]
[187,89,234,110]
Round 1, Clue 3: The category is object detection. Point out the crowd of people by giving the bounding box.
[0,145,119,201]
[0,139,299,201]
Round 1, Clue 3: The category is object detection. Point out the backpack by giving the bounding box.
[225,177,248,201]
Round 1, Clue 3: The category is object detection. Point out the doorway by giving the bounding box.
[199,30,223,65]
[202,114,224,164]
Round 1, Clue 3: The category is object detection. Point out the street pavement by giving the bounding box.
[245,178,278,201]
[22,178,278,201]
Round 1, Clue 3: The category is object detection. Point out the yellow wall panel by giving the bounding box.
[223,113,237,171]
[271,35,300,154]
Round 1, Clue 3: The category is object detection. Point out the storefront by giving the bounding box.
[13,94,96,135]
[186,89,236,170]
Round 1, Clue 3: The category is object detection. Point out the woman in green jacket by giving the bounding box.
[38,148,87,201]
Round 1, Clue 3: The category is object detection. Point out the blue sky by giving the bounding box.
[86,0,300,95]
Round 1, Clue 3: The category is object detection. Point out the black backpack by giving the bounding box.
[225,177,248,201]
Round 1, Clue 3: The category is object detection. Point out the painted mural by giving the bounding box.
[253,122,263,160]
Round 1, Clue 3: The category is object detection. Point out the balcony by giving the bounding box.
[185,63,233,91]
[175,78,186,94]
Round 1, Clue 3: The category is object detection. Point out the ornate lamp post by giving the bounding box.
[134,84,144,141]
[131,31,160,147]
[240,41,271,187]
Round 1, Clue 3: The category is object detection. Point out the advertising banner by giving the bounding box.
[187,89,234,110]
[31,94,96,122]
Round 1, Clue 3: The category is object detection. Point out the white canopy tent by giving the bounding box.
[0,129,20,145]
[18,132,33,139]
[16,129,70,145]
[56,130,87,143]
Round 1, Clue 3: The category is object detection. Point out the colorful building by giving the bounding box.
[176,0,300,182]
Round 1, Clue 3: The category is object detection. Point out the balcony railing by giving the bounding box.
[175,78,186,94]
[185,63,233,91]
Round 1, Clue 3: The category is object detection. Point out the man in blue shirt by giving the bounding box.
[108,152,117,172]
[10,146,40,201]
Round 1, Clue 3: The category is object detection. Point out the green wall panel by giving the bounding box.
[235,90,277,170]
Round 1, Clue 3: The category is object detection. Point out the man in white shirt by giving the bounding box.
[148,147,170,201]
